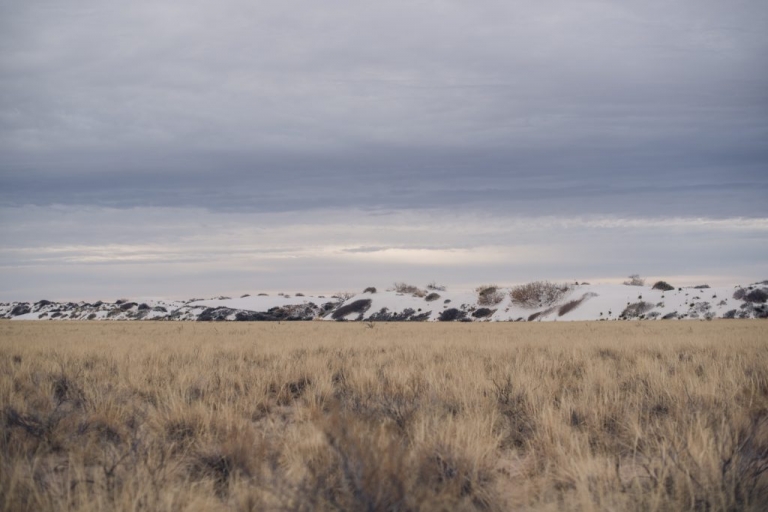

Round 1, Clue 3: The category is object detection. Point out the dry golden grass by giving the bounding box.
[1,320,767,511]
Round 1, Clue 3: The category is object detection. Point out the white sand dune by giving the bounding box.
[2,280,766,322]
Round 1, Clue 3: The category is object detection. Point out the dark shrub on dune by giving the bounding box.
[439,308,467,321]
[331,299,372,320]
[10,304,30,316]
[745,289,768,303]
[620,301,655,319]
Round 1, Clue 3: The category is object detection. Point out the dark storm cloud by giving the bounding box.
[1,0,767,217]
[1,144,767,217]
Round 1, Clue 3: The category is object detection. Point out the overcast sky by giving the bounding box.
[1,0,767,301]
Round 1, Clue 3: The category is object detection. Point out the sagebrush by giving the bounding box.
[392,282,426,297]
[510,281,571,308]
[476,285,505,306]
[623,274,645,286]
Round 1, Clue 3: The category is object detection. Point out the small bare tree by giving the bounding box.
[391,283,426,297]
[623,274,645,286]
[510,281,571,308]
[477,285,505,306]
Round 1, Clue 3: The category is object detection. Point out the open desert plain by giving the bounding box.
[1,320,767,512]
[2,2,768,511]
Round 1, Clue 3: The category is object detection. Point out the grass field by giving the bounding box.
[1,320,767,511]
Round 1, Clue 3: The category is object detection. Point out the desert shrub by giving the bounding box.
[292,412,497,511]
[623,274,645,286]
[295,293,304,297]
[10,304,30,316]
[414,443,496,508]
[652,281,675,291]
[472,308,495,318]
[198,307,235,322]
[477,285,505,306]
[510,281,571,309]
[620,301,655,319]
[693,284,710,289]
[426,281,446,291]
[438,308,466,321]
[335,291,355,300]
[367,307,429,322]
[34,300,52,310]
[331,299,372,320]
[493,376,536,448]
[363,287,377,294]
[393,282,418,293]
[745,289,768,303]
[733,288,747,300]
[257,293,268,296]
[425,293,441,302]
[298,415,412,510]
[393,283,426,297]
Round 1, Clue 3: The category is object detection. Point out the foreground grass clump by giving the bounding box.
[1,321,767,511]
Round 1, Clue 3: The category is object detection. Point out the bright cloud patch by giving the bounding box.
[0,205,766,301]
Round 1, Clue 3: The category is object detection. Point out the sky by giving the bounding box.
[1,0,767,301]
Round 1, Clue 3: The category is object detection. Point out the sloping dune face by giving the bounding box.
[1,282,767,321]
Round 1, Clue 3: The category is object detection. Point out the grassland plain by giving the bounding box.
[1,320,767,511]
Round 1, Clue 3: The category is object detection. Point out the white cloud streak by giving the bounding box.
[1,205,766,300]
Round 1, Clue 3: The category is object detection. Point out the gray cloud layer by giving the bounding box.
[2,0,767,214]
[1,1,767,298]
